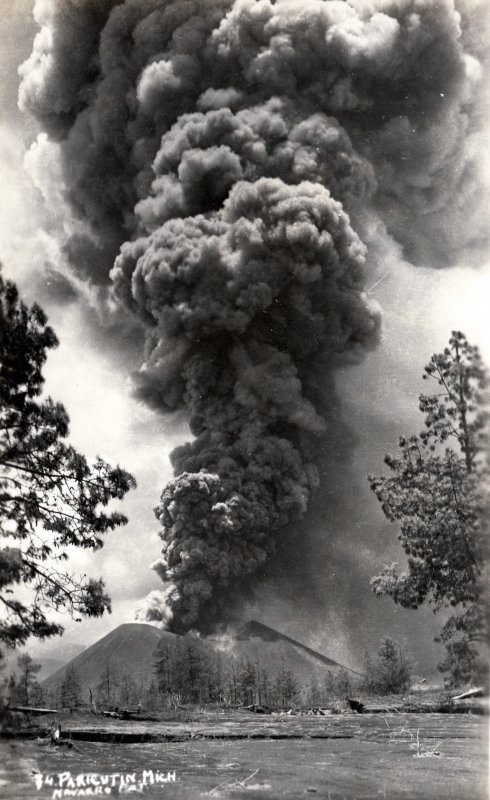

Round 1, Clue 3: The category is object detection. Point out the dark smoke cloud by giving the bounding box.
[115,176,379,629]
[19,0,489,632]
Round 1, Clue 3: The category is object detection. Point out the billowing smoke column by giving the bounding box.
[19,0,487,631]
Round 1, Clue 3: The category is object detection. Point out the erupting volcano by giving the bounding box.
[18,0,488,633]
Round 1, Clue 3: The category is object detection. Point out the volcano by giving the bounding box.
[228,620,356,671]
[41,621,355,702]
[41,623,174,699]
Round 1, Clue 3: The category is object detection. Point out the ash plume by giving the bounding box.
[19,0,489,632]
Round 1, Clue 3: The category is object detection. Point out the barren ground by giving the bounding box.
[1,710,487,800]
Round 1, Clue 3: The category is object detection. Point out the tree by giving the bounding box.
[96,660,120,707]
[119,672,140,707]
[369,332,489,686]
[333,668,351,698]
[0,275,136,648]
[6,673,19,705]
[238,659,258,706]
[361,639,411,695]
[15,653,42,706]
[154,637,177,697]
[274,661,299,707]
[60,665,82,708]
[257,664,273,707]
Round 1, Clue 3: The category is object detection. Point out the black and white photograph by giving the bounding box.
[0,1,488,798]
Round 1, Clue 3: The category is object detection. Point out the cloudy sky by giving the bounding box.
[1,0,489,672]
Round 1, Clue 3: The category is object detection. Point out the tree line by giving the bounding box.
[3,635,415,711]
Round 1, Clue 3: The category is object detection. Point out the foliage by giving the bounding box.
[369,332,489,686]
[0,275,136,647]
[361,638,412,695]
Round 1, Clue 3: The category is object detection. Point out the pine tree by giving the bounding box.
[226,656,240,705]
[306,677,321,706]
[0,275,136,648]
[154,637,177,697]
[323,670,335,698]
[334,669,351,698]
[257,665,273,707]
[370,332,489,685]
[274,662,299,706]
[60,665,82,708]
[119,672,139,707]
[238,660,258,705]
[15,653,42,706]
[361,639,411,695]
[96,660,119,707]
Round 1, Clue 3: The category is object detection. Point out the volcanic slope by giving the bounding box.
[42,623,172,699]
[42,621,354,699]
[212,620,359,684]
[232,621,354,669]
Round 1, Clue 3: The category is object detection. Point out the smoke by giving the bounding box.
[19,0,489,633]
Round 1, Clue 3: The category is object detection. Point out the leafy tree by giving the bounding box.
[0,275,136,647]
[361,639,411,695]
[369,332,489,686]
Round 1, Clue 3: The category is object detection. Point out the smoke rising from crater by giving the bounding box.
[19,0,489,632]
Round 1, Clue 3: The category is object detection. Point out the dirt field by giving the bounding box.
[1,711,487,800]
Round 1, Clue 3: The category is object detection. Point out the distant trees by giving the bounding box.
[369,332,489,686]
[0,275,136,648]
[153,635,302,708]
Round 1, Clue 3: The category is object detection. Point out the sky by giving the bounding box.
[0,0,489,674]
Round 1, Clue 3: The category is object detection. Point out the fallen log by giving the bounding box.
[100,709,153,721]
[10,706,58,715]
[452,687,484,701]
[243,704,272,714]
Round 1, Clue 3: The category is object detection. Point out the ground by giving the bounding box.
[1,707,487,800]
